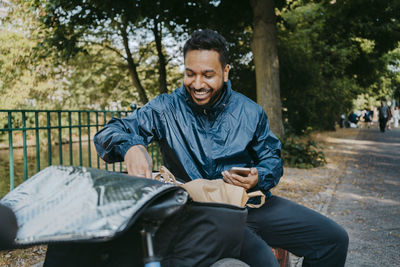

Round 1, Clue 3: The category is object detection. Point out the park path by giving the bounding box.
[274,126,400,267]
[326,127,400,266]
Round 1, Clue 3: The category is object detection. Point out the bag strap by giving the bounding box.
[246,191,265,208]
[154,166,178,184]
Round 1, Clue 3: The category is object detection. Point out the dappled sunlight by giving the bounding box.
[0,0,398,265]
[359,152,400,161]
[366,161,399,168]
[325,148,359,155]
[324,136,400,147]
[335,191,400,206]
[384,179,400,186]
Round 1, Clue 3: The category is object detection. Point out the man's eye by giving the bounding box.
[186,73,194,77]
[204,75,213,79]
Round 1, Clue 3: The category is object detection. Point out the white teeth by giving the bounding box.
[195,91,208,95]
[194,89,210,95]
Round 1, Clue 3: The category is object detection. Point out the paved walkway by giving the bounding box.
[328,127,400,266]
[277,127,400,266]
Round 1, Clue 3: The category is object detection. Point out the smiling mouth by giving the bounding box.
[194,88,211,95]
[189,87,212,98]
[190,88,211,95]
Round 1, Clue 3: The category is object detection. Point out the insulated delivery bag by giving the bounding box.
[0,166,248,267]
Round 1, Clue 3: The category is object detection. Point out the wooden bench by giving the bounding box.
[272,247,290,267]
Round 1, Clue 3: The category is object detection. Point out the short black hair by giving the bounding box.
[183,29,229,67]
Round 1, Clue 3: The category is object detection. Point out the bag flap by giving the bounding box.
[0,166,186,246]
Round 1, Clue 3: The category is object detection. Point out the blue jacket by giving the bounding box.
[94,81,283,197]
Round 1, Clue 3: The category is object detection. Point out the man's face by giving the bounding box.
[184,50,230,106]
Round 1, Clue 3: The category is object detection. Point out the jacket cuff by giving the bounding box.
[120,139,146,159]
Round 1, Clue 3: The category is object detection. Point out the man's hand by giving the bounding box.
[221,167,258,190]
[124,145,153,178]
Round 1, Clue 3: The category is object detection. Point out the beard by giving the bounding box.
[187,82,225,109]
[187,73,226,109]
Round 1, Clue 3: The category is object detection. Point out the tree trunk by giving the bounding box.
[120,23,149,105]
[250,0,284,137]
[152,19,168,94]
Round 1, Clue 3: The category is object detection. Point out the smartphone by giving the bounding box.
[229,167,251,176]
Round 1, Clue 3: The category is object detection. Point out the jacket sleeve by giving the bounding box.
[94,103,163,163]
[249,110,283,194]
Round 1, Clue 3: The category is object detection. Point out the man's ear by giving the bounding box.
[223,64,230,82]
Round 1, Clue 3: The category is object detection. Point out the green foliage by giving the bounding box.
[352,93,380,111]
[378,44,400,102]
[0,29,33,109]
[281,135,326,169]
[277,1,400,134]
[320,0,400,88]
[1,0,184,111]
[1,0,400,140]
[278,3,354,133]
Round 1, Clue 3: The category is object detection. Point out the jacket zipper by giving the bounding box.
[203,109,213,176]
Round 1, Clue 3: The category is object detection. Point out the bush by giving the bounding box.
[281,136,326,169]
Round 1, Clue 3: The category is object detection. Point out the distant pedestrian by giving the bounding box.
[378,100,390,132]
[393,106,399,128]
[339,114,346,128]
[363,107,373,128]
[348,110,359,128]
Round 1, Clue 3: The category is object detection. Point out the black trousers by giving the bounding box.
[379,118,388,132]
[240,196,349,267]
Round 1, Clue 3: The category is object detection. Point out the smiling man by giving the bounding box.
[94,29,348,266]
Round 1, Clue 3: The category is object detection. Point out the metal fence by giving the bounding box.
[0,109,162,192]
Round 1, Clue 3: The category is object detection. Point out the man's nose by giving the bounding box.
[193,76,203,89]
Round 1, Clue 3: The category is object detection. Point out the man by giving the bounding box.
[94,29,348,267]
[378,100,390,132]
